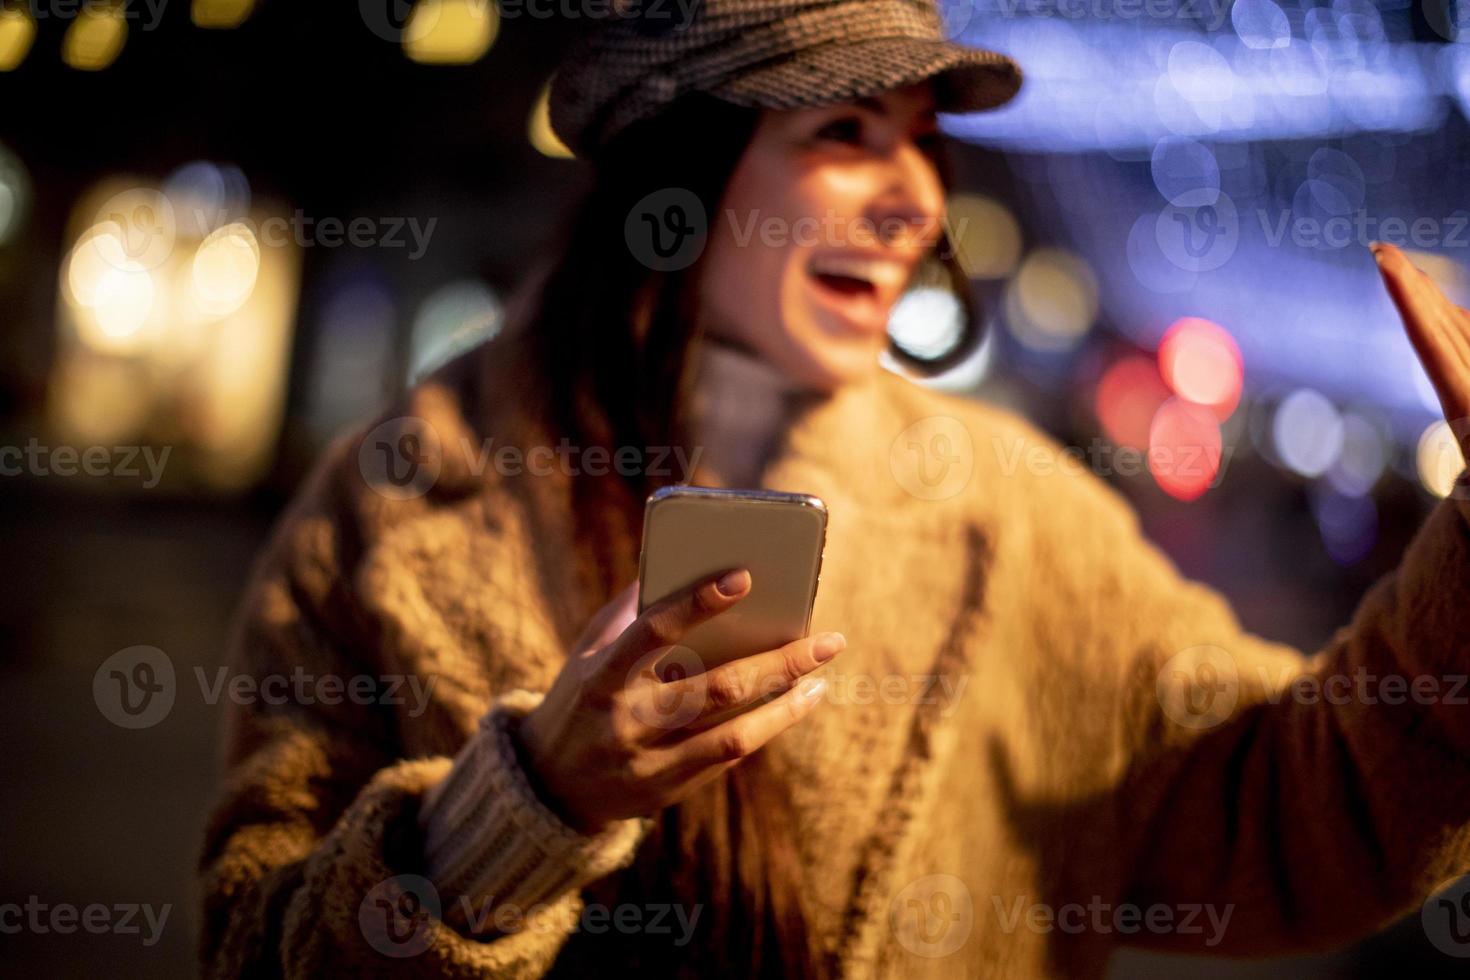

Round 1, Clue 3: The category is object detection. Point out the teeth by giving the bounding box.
[809,255,907,291]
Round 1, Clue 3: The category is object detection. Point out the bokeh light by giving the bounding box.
[403,0,498,65]
[529,79,573,159]
[191,0,256,29]
[1325,412,1387,497]
[1272,389,1345,479]
[0,6,35,71]
[1148,397,1223,501]
[0,142,32,246]
[889,285,966,361]
[62,4,127,71]
[1157,317,1244,419]
[1096,355,1171,451]
[409,279,503,381]
[1311,484,1378,565]
[192,222,261,317]
[1416,420,1466,498]
[1004,247,1098,353]
[945,193,1022,280]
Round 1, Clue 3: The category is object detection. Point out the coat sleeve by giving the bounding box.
[1015,425,1470,956]
[196,441,603,978]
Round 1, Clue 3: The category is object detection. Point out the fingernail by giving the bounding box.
[716,569,750,596]
[1369,240,1386,262]
[812,631,846,662]
[798,677,827,703]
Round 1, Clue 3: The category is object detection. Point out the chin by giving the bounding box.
[785,334,885,392]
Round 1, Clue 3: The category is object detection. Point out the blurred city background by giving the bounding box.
[1,0,1467,976]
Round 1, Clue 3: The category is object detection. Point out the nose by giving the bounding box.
[866,138,946,254]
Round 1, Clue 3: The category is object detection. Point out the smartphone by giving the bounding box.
[637,486,828,671]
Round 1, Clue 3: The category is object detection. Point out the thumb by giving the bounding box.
[572,580,641,656]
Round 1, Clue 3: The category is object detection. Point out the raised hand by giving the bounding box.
[1372,241,1470,468]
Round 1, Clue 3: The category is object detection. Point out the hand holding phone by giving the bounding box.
[514,566,844,834]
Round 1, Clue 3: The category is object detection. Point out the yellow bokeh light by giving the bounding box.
[1005,247,1099,353]
[0,8,36,71]
[66,224,130,308]
[945,194,1021,280]
[193,222,261,317]
[1416,420,1466,499]
[191,0,256,29]
[403,0,498,65]
[64,225,159,354]
[62,4,127,71]
[529,78,573,159]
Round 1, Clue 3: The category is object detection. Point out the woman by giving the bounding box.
[198,1,1470,977]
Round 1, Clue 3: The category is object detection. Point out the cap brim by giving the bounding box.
[706,37,1022,116]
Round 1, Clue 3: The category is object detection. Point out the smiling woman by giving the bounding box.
[196,2,1470,979]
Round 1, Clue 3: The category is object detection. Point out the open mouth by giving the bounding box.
[805,253,909,331]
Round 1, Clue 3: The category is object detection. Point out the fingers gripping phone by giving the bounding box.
[637,486,828,672]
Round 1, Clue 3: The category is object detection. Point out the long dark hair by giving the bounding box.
[508,89,976,978]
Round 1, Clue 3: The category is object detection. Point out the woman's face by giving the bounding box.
[695,81,948,392]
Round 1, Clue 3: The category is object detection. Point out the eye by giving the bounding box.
[914,129,943,154]
[814,115,864,145]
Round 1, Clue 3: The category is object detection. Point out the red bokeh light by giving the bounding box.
[1157,317,1243,419]
[1095,355,1171,451]
[1148,397,1223,501]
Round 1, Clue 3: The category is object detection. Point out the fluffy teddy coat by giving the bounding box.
[199,333,1470,978]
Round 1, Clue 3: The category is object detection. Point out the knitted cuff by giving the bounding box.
[417,689,651,931]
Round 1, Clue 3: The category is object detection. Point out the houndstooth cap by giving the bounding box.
[548,0,1022,159]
